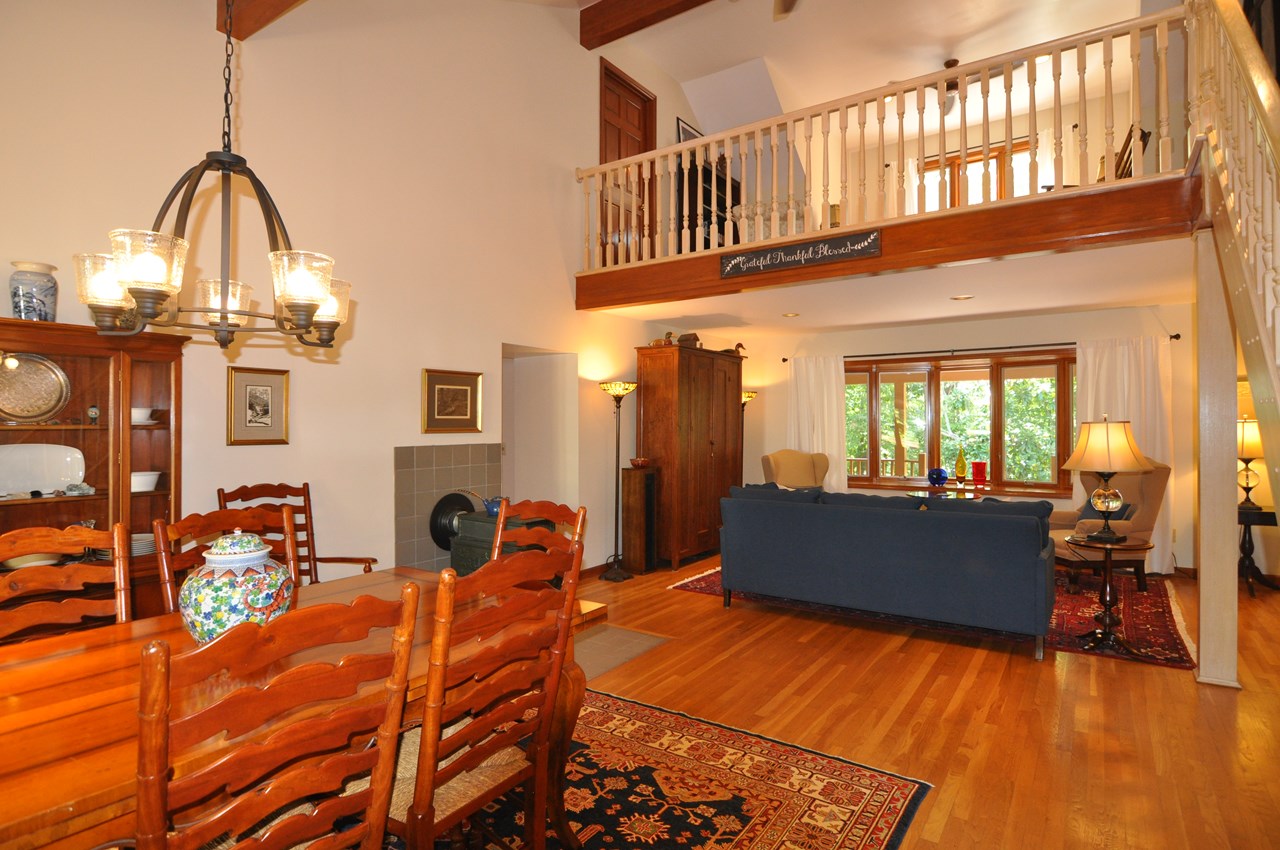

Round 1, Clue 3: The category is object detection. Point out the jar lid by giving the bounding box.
[207,528,271,557]
[10,261,57,274]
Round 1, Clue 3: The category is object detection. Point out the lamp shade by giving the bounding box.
[599,381,637,399]
[1238,418,1264,460]
[741,390,758,405]
[1062,418,1153,473]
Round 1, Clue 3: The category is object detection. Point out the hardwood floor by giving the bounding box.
[576,558,1280,849]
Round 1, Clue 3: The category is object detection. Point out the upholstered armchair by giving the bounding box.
[762,450,830,489]
[1049,460,1171,590]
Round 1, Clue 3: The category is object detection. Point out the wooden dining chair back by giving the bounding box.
[0,522,131,644]
[488,498,588,561]
[153,506,302,615]
[387,542,585,850]
[217,482,377,583]
[135,580,421,850]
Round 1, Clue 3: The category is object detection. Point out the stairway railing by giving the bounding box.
[576,6,1189,275]
[1191,0,1280,502]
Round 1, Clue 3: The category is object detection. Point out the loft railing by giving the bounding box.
[575,6,1190,274]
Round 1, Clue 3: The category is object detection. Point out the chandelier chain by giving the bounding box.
[222,0,235,153]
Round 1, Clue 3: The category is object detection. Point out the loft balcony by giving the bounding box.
[574,5,1202,311]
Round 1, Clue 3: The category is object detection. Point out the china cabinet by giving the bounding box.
[0,318,187,615]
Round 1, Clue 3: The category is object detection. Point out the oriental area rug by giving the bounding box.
[671,567,1197,669]
[457,691,930,849]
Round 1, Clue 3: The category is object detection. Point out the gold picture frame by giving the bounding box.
[227,367,289,446]
[422,369,482,433]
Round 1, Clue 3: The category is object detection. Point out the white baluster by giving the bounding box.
[666,152,677,259]
[770,125,781,237]
[856,101,868,223]
[628,163,639,263]
[980,68,991,204]
[896,91,907,217]
[639,160,651,261]
[821,111,831,228]
[1103,35,1115,182]
[1158,20,1172,171]
[937,77,948,210]
[753,131,765,238]
[917,86,927,213]
[786,120,799,235]
[679,154,690,255]
[839,107,849,227]
[1053,50,1066,189]
[722,138,735,248]
[1028,57,1039,193]
[1004,62,1015,196]
[1131,28,1144,179]
[958,69,969,207]
[876,96,887,219]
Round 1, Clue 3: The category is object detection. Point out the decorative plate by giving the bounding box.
[0,354,71,423]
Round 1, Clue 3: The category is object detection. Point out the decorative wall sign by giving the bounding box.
[720,230,881,278]
[227,367,289,446]
[422,369,482,433]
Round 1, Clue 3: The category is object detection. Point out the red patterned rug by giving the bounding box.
[471,691,930,849]
[671,568,1197,669]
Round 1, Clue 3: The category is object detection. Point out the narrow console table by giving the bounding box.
[1238,507,1280,597]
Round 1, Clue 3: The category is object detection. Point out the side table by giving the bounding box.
[1063,535,1155,656]
[1238,507,1280,597]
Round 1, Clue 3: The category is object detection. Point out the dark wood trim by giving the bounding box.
[581,0,718,50]
[575,174,1204,310]
[217,0,309,40]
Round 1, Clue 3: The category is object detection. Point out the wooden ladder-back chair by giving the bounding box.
[488,498,588,560]
[217,482,377,583]
[153,506,303,615]
[386,542,586,850]
[0,522,131,644]
[135,581,421,850]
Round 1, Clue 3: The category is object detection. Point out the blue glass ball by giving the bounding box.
[927,468,949,486]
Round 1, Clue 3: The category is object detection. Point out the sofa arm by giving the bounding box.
[1049,509,1080,531]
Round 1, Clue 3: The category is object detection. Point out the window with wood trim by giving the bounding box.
[844,349,1076,494]
[922,139,1033,211]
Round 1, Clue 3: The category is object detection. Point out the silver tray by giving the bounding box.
[0,353,71,423]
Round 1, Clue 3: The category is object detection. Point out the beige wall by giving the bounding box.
[0,0,697,572]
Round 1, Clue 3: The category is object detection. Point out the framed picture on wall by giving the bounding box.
[676,117,702,142]
[227,367,289,445]
[422,369,482,433]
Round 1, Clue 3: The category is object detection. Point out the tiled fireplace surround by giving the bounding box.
[394,443,502,571]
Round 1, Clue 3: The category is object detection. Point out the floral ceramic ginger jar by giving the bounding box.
[178,528,294,643]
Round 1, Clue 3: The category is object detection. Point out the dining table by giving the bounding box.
[0,566,587,850]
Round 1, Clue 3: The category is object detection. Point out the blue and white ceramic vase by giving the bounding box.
[178,528,294,644]
[9,261,58,322]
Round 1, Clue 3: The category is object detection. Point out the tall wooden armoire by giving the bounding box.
[635,344,743,567]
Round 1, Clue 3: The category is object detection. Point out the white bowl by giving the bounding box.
[131,471,161,491]
[130,407,155,425]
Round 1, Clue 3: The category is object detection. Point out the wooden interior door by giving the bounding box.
[600,59,656,265]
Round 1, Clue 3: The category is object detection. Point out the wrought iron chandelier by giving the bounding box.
[75,0,350,349]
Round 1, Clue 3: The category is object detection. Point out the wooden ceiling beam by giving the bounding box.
[580,0,718,50]
[216,0,310,40]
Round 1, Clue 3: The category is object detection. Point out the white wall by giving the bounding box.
[0,0,685,572]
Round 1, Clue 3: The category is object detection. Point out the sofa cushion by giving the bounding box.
[926,497,1053,547]
[819,492,924,510]
[729,485,822,503]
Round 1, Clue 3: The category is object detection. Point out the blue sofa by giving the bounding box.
[718,487,1057,659]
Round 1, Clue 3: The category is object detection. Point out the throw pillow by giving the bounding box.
[729,485,822,503]
[1079,501,1133,521]
[926,497,1054,547]
[819,492,924,510]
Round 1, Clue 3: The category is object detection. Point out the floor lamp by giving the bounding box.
[600,380,638,582]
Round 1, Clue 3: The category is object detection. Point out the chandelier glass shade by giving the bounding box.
[75,1,349,350]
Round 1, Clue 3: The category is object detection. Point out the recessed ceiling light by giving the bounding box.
[950,295,975,301]
[782,312,799,317]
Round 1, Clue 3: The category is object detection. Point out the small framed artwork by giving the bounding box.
[227,367,289,446]
[676,117,702,143]
[422,369,482,433]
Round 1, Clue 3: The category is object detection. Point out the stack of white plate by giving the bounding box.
[130,533,157,557]
[89,534,159,561]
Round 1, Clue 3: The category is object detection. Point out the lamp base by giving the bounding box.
[599,554,633,582]
[1239,491,1263,511]
[1085,527,1127,544]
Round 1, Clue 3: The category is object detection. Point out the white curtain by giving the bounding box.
[1076,336,1174,572]
[787,356,848,491]
[903,156,920,215]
